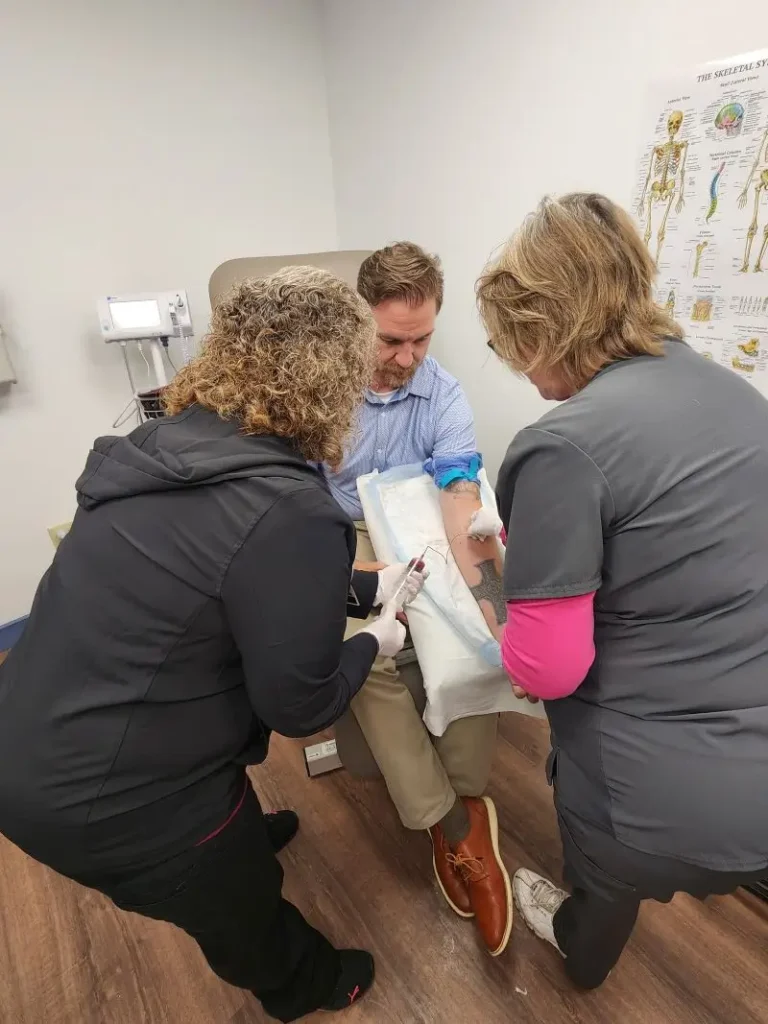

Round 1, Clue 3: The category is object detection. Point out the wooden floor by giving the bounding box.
[0,707,766,1024]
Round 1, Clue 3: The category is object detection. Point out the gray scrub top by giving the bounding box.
[497,339,768,872]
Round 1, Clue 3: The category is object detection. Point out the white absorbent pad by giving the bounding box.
[357,464,546,736]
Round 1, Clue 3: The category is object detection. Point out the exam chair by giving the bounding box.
[210,251,373,306]
[333,638,424,779]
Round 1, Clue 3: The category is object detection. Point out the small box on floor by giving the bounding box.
[303,739,343,778]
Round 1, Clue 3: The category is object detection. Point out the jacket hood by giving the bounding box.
[76,405,315,510]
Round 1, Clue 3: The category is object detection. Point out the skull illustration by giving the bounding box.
[667,110,684,136]
[715,102,745,138]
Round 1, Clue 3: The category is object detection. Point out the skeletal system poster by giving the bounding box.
[632,51,768,392]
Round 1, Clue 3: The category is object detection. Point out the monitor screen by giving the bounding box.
[109,299,162,331]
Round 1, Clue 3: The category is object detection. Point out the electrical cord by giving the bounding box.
[161,337,178,373]
[113,341,142,428]
[179,330,196,365]
[120,341,138,395]
[137,341,152,378]
[112,397,140,429]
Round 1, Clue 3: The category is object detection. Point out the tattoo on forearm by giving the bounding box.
[469,560,507,625]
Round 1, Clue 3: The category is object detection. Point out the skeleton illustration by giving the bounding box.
[732,355,755,374]
[691,297,713,322]
[738,337,760,357]
[737,127,768,272]
[638,110,689,266]
[693,240,709,277]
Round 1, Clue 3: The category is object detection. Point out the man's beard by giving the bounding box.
[375,361,418,391]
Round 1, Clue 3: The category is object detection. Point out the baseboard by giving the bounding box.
[0,615,28,652]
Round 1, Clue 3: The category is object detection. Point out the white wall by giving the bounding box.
[7,1,768,623]
[321,0,768,477]
[0,0,337,623]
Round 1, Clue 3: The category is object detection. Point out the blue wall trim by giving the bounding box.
[0,616,28,652]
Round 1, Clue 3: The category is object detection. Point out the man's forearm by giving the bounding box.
[439,480,506,642]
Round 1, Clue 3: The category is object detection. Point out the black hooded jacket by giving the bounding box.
[0,405,378,877]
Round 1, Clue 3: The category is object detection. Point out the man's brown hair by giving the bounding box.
[477,193,683,391]
[357,241,444,312]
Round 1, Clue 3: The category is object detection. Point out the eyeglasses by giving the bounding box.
[486,338,496,352]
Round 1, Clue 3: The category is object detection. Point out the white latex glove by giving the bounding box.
[360,600,407,658]
[467,507,504,540]
[375,562,428,608]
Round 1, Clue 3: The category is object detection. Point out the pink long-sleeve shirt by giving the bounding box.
[501,593,596,700]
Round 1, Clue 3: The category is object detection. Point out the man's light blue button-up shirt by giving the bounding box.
[322,356,476,521]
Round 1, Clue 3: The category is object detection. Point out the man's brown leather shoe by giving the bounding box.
[428,823,474,918]
[450,797,512,956]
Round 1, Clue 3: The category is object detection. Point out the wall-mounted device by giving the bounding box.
[98,291,192,344]
[98,290,194,422]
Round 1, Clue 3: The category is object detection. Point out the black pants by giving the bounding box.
[552,806,768,990]
[91,786,340,1023]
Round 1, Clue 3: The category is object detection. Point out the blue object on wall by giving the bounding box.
[0,616,28,652]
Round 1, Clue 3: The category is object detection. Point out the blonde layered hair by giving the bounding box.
[164,267,376,467]
[476,193,683,390]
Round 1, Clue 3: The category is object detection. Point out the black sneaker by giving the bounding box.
[321,950,375,1012]
[264,810,299,853]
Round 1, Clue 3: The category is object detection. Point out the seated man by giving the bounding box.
[322,242,511,957]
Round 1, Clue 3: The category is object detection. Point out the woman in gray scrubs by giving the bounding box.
[478,193,768,989]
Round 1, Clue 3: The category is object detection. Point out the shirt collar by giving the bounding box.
[365,357,435,405]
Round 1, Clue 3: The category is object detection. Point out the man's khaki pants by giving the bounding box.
[336,524,498,831]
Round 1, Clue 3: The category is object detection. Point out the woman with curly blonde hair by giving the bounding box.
[164,267,374,468]
[0,266,426,1021]
[479,193,768,989]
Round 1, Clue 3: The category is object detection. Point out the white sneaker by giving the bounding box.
[513,868,567,956]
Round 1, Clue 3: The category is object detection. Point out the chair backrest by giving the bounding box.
[209,250,374,307]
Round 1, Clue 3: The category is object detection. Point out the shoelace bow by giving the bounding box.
[530,878,566,912]
[447,851,488,882]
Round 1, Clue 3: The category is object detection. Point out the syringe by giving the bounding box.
[392,546,429,609]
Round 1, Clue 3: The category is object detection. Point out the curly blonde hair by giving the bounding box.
[477,193,683,391]
[164,266,376,467]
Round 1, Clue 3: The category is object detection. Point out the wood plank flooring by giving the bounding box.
[0,693,766,1023]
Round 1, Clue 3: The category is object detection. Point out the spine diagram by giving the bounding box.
[706,163,725,223]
